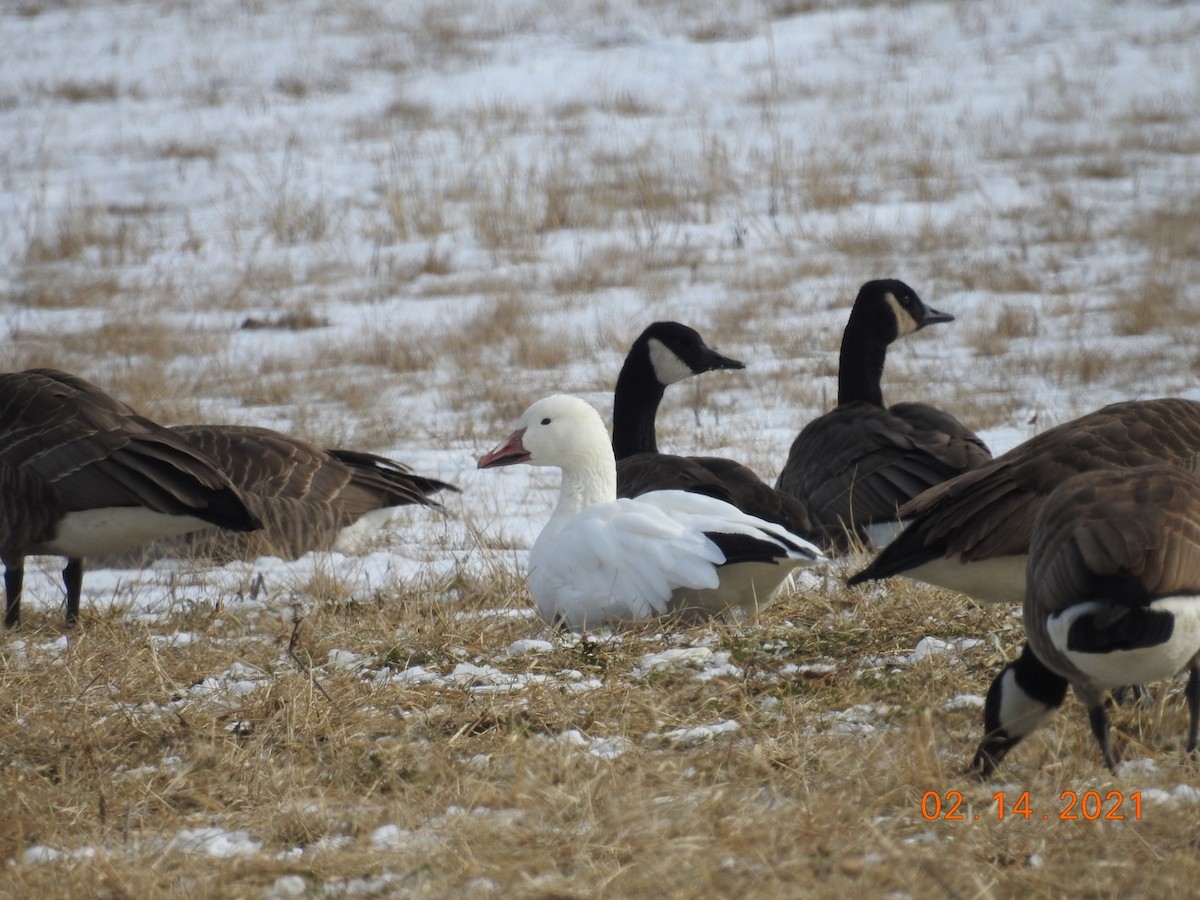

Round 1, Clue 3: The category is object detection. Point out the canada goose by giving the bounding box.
[0,368,262,626]
[775,279,990,550]
[972,465,1200,773]
[613,321,816,539]
[848,397,1200,602]
[159,424,458,560]
[478,395,824,630]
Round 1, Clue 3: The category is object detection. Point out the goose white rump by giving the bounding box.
[479,395,824,631]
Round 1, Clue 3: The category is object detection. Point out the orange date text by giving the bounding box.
[920,790,1142,822]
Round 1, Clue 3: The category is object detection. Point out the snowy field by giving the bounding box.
[3,0,1200,896]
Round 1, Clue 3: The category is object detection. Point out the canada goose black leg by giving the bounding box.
[1186,666,1200,755]
[1110,683,1151,709]
[63,558,83,625]
[4,563,22,628]
[1088,704,1118,771]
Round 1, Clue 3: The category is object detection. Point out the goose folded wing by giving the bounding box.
[530,498,728,622]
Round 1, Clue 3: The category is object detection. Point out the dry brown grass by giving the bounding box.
[4,570,1199,898]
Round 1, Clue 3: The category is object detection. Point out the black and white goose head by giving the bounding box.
[612,322,744,459]
[838,279,955,408]
[633,321,746,387]
[971,645,1069,777]
[849,279,954,341]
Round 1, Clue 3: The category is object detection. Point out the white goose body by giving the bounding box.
[480,395,824,631]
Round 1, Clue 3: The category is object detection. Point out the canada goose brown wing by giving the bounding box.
[1028,465,1200,617]
[617,453,815,539]
[169,424,457,560]
[0,370,256,529]
[0,461,59,554]
[850,398,1200,585]
[325,448,459,509]
[777,401,990,547]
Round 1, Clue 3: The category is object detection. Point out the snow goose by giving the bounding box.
[478,394,824,630]
[972,465,1200,773]
[613,321,816,540]
[775,279,990,550]
[150,424,458,561]
[0,368,261,626]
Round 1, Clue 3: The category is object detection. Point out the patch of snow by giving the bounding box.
[556,729,634,759]
[944,694,986,711]
[170,827,261,858]
[650,719,741,746]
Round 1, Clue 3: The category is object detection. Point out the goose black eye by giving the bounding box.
[541,417,551,425]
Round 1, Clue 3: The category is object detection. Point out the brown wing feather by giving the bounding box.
[852,399,1200,585]
[168,424,457,560]
[1029,465,1200,615]
[777,400,990,545]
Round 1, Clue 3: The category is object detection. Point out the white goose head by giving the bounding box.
[479,395,617,512]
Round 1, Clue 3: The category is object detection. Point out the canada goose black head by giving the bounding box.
[612,322,744,459]
[635,321,746,388]
[838,280,954,408]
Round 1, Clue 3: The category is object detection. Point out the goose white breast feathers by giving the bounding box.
[479,395,824,631]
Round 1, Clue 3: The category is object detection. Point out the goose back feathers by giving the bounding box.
[849,397,1200,603]
[164,425,458,561]
[480,395,823,630]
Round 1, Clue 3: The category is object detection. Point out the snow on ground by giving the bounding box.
[3,0,1200,878]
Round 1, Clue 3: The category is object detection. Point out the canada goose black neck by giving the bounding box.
[611,322,745,461]
[836,303,893,408]
[835,279,952,408]
[613,349,666,459]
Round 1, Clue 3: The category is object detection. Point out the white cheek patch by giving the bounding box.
[884,293,920,337]
[647,338,696,385]
[997,667,1055,740]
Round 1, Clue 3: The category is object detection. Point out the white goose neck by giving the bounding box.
[547,441,617,529]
